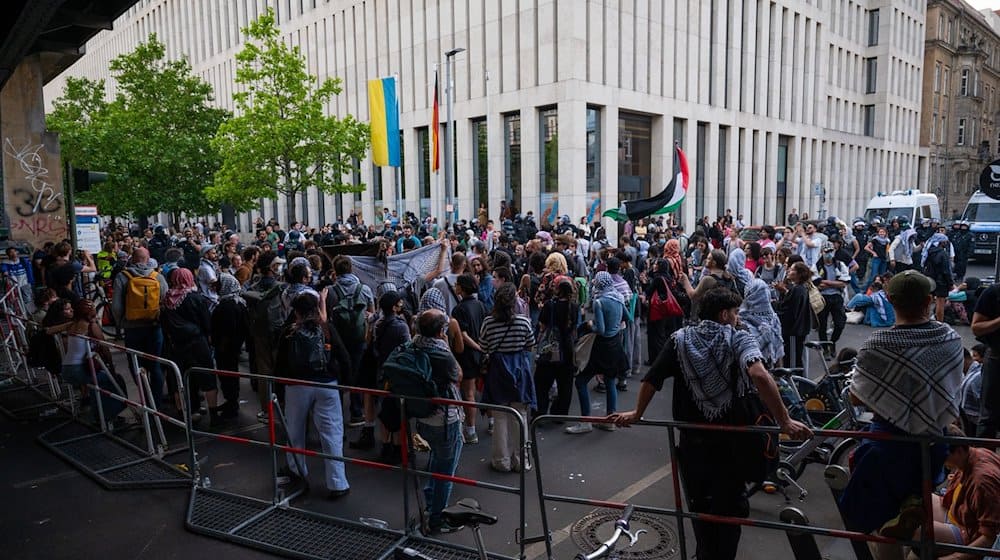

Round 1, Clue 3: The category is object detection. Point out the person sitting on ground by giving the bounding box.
[929,425,1000,559]
[839,270,965,553]
[846,277,895,328]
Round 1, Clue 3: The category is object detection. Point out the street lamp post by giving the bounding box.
[444,47,465,227]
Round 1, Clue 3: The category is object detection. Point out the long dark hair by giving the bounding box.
[492,283,517,323]
[291,292,321,330]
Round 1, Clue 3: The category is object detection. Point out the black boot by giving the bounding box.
[208,406,225,427]
[349,426,375,450]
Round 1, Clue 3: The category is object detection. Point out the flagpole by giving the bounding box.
[394,73,402,219]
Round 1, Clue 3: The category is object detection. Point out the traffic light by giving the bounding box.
[72,168,108,193]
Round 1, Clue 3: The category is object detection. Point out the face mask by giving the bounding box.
[823,252,834,260]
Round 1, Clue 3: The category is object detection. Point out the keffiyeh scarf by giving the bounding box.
[673,320,764,420]
[850,322,963,434]
[217,273,246,307]
[739,279,785,366]
[726,248,754,295]
[591,271,625,306]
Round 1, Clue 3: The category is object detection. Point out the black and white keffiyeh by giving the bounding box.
[673,320,764,420]
[850,322,964,435]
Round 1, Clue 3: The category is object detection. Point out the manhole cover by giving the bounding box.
[570,508,679,559]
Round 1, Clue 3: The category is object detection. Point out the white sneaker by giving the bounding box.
[597,422,617,432]
[564,422,593,434]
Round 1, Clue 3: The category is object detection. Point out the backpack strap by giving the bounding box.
[443,277,459,302]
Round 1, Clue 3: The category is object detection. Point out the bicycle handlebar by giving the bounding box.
[574,504,640,560]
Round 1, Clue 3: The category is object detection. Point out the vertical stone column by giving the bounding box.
[0,55,68,250]
[557,99,587,226]
[600,106,619,243]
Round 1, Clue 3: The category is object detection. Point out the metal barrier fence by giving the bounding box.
[34,332,192,489]
[0,297,192,489]
[0,285,71,420]
[529,414,1000,560]
[183,366,527,560]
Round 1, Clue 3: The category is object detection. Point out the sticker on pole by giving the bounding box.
[979,159,1000,201]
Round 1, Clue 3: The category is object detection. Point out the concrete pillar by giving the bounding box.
[456,117,474,223]
[557,99,587,225]
[487,111,504,223]
[1,55,68,250]
[521,107,540,224]
[600,105,619,243]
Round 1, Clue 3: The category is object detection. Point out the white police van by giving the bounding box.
[863,190,941,225]
[962,190,1000,259]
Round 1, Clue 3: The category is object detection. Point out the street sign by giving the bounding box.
[75,205,101,253]
[978,159,1000,201]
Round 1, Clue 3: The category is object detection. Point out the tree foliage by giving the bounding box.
[47,34,228,220]
[208,8,369,219]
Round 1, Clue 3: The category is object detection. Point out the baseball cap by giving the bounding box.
[536,231,553,243]
[885,270,935,301]
[200,244,216,257]
[821,242,835,253]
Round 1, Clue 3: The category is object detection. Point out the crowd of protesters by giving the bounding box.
[10,204,999,555]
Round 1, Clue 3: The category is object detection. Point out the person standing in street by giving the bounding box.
[112,247,169,409]
[812,242,850,360]
[611,287,811,560]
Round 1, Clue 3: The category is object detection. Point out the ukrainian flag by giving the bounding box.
[368,77,401,167]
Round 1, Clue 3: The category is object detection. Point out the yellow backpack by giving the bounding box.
[121,270,161,321]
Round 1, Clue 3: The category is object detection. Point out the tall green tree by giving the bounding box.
[47,34,228,222]
[208,8,369,221]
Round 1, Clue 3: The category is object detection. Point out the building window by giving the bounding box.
[863,105,875,136]
[777,135,790,224]
[417,127,431,218]
[695,123,707,222]
[974,70,981,97]
[539,107,558,221]
[865,58,877,94]
[718,126,728,217]
[504,113,522,213]
[867,9,879,46]
[931,112,937,144]
[961,68,969,96]
[970,119,976,145]
[958,118,966,145]
[618,112,653,203]
[941,116,947,144]
[943,68,950,95]
[934,63,941,93]
[586,107,601,221]
[938,13,945,40]
[472,118,488,217]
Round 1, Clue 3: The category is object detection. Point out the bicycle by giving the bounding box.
[84,280,123,340]
[394,499,645,560]
[750,342,866,502]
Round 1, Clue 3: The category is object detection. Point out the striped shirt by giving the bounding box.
[479,315,534,354]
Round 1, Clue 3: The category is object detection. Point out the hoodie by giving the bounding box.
[111,262,171,329]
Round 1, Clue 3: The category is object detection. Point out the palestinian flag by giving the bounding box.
[604,144,689,222]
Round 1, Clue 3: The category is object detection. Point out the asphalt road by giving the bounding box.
[0,262,991,560]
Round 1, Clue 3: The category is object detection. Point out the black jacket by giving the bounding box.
[778,284,811,338]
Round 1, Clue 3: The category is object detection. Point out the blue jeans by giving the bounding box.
[416,420,463,524]
[863,258,887,290]
[284,382,348,491]
[576,371,617,415]
[124,326,164,409]
[62,363,126,421]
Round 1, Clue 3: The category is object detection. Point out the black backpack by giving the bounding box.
[329,283,367,346]
[285,325,329,379]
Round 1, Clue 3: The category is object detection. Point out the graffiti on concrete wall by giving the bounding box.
[3,137,67,243]
[3,138,64,216]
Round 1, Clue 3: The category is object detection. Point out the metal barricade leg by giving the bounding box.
[779,507,823,560]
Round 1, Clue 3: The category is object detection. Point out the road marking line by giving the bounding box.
[12,469,80,489]
[525,463,674,559]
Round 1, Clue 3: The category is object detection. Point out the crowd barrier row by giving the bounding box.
[3,286,1000,559]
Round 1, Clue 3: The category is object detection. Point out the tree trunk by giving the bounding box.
[284,192,297,228]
